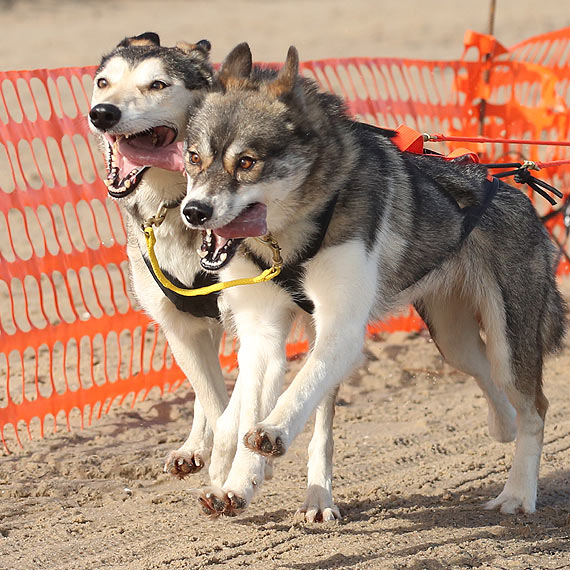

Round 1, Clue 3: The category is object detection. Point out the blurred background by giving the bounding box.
[1,0,569,70]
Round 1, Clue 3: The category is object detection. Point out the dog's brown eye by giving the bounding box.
[238,156,256,171]
[150,80,168,90]
[96,77,108,89]
[188,151,201,165]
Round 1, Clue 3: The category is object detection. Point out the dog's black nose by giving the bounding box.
[183,201,213,225]
[89,104,122,130]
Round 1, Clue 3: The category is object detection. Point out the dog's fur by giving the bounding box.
[89,33,230,478]
[89,37,335,516]
[179,43,566,518]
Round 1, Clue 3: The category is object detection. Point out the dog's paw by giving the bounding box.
[164,448,207,479]
[484,490,536,514]
[198,487,248,518]
[294,485,341,523]
[243,426,286,457]
[198,487,228,517]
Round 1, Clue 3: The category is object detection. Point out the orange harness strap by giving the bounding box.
[392,124,480,164]
[389,124,562,203]
[391,124,425,154]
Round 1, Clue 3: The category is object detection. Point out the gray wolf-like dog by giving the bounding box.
[89,32,230,478]
[178,43,566,519]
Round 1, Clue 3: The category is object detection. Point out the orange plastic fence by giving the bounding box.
[1,29,570,450]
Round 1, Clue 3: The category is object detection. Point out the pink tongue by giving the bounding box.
[118,139,185,172]
[215,203,267,238]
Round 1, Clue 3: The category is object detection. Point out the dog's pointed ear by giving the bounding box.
[266,46,299,97]
[117,32,161,48]
[217,42,253,90]
[176,39,211,56]
[196,39,211,53]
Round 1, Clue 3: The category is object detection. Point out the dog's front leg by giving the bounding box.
[199,270,294,517]
[200,328,289,516]
[162,326,227,478]
[208,361,273,489]
[244,242,375,462]
[164,396,212,477]
[208,378,242,487]
[163,325,224,477]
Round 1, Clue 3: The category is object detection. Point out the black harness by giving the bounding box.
[460,176,499,241]
[135,178,497,318]
[245,176,498,315]
[132,164,498,320]
[136,199,220,319]
[246,195,339,314]
[141,252,220,319]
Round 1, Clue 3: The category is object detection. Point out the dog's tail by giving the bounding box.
[541,246,568,355]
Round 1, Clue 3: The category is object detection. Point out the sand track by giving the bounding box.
[1,328,569,570]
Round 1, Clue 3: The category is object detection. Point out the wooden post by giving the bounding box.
[479,0,497,135]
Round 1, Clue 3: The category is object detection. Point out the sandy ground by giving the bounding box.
[1,1,570,569]
[1,324,570,570]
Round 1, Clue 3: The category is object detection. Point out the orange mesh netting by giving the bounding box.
[1,29,570,450]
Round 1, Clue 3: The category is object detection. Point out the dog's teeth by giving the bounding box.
[104,179,112,186]
[124,180,131,189]
[197,248,208,258]
[219,252,227,262]
[152,132,159,146]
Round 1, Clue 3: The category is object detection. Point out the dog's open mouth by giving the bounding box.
[104,126,181,194]
[197,203,267,271]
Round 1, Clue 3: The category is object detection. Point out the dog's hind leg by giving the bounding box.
[485,384,547,514]
[479,284,548,514]
[416,293,517,443]
[295,386,341,522]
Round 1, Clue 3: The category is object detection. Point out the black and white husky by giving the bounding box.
[88,33,231,478]
[178,43,566,519]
